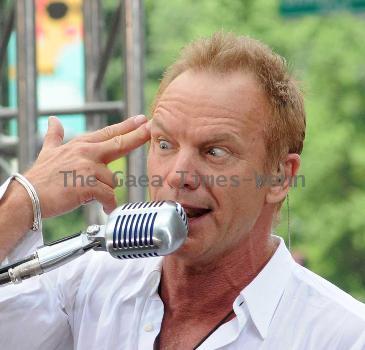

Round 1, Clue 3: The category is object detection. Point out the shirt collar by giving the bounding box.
[240,235,294,339]
[138,256,163,295]
[138,235,295,339]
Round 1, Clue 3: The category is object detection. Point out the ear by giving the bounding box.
[265,154,301,204]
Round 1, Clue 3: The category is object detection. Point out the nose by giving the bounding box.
[166,151,200,191]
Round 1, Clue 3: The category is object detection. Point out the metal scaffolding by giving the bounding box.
[0,0,146,220]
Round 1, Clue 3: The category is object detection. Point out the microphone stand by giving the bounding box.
[0,225,103,286]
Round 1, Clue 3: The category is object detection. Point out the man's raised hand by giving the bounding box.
[24,115,151,218]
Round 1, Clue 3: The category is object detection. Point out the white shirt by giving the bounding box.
[0,179,365,350]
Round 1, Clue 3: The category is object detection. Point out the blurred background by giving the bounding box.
[0,0,364,300]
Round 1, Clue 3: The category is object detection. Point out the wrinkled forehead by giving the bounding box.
[152,70,270,140]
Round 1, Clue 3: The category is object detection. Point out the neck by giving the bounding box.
[160,227,278,320]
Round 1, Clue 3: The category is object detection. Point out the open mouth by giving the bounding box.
[183,206,212,220]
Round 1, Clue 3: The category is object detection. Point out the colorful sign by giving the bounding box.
[9,0,85,137]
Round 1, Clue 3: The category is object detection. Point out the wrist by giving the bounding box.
[0,180,35,260]
[12,173,42,231]
[1,180,34,231]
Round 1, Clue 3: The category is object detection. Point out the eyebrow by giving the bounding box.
[200,133,240,146]
[153,118,243,148]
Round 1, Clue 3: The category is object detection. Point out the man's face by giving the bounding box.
[147,70,271,263]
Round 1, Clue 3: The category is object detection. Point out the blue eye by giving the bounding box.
[159,140,172,150]
[207,147,227,157]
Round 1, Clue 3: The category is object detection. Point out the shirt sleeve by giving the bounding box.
[0,238,93,349]
[350,330,365,350]
[0,177,44,266]
[0,269,74,349]
[0,177,78,349]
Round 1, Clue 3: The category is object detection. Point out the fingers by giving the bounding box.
[93,121,151,163]
[42,116,64,149]
[82,115,148,143]
[94,163,117,189]
[79,180,117,214]
[35,115,150,217]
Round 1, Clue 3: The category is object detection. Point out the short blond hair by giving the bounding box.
[152,32,306,171]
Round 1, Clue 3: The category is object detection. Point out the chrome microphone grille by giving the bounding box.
[175,202,188,230]
[104,201,188,259]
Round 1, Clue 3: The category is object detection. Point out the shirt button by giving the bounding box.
[143,323,154,332]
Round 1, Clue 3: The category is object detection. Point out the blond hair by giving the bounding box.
[152,32,306,171]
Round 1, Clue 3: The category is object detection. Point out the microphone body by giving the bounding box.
[99,200,188,259]
[0,201,188,286]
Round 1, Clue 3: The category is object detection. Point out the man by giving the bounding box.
[0,32,364,349]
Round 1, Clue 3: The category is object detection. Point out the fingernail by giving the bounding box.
[48,115,57,125]
[134,114,147,125]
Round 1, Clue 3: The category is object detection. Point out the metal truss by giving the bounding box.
[0,0,146,208]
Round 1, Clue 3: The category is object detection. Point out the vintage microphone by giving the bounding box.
[0,200,188,286]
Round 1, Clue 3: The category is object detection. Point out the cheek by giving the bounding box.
[214,172,265,222]
[146,151,153,177]
[148,154,165,180]
[147,152,157,197]
[147,151,169,197]
[147,146,160,176]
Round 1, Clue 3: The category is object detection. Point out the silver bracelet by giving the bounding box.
[12,173,42,232]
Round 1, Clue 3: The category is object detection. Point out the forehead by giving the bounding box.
[153,70,270,141]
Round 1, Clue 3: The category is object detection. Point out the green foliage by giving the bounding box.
[144,0,365,299]
[43,207,85,243]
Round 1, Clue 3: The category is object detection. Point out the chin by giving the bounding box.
[168,236,211,265]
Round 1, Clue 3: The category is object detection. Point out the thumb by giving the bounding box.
[42,116,64,149]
